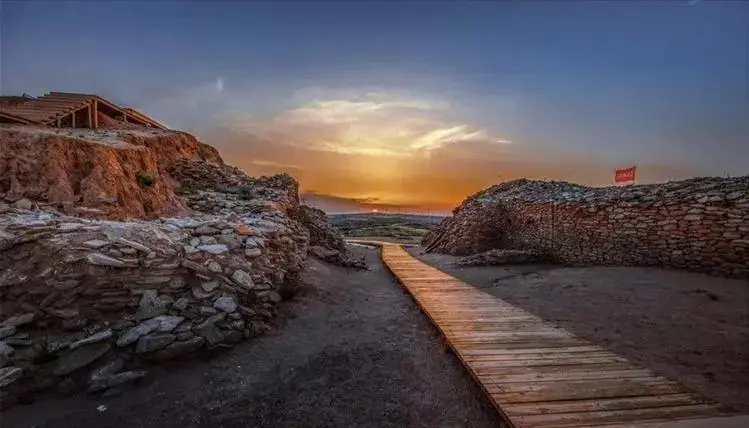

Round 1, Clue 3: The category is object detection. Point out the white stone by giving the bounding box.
[58,223,84,232]
[231,269,255,290]
[13,199,33,210]
[86,252,126,267]
[164,218,197,228]
[117,238,152,253]
[173,297,189,311]
[82,239,110,249]
[201,281,220,292]
[150,315,185,332]
[1,313,35,327]
[197,244,229,254]
[117,318,161,347]
[0,326,16,340]
[0,341,15,367]
[199,235,218,245]
[207,261,222,273]
[245,237,265,248]
[245,248,262,258]
[69,329,113,350]
[213,297,237,313]
[0,367,22,388]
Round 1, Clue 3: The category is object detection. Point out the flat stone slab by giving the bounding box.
[54,341,111,376]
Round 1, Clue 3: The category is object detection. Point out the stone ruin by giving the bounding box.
[0,126,360,407]
[423,177,749,278]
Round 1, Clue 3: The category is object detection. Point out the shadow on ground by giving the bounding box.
[3,247,501,428]
[410,247,749,414]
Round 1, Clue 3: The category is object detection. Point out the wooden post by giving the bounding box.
[123,113,128,123]
[92,101,98,129]
[87,104,92,129]
[56,118,61,127]
[71,112,75,128]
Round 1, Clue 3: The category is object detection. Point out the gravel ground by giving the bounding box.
[2,246,502,428]
[409,247,749,414]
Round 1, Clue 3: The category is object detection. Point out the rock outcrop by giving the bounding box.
[424,177,749,278]
[0,124,350,406]
[0,126,223,219]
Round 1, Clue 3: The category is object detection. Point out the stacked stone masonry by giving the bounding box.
[423,177,749,278]
[0,125,352,407]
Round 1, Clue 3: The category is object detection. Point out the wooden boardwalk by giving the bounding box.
[366,241,747,428]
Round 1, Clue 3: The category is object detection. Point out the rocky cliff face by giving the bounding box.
[0,126,223,219]
[424,177,749,278]
[0,125,350,406]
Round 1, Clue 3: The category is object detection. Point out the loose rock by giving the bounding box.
[213,296,237,313]
[152,337,205,360]
[231,269,254,290]
[54,341,111,376]
[0,326,17,340]
[86,253,126,267]
[1,313,35,328]
[68,329,113,350]
[0,366,23,389]
[135,333,176,353]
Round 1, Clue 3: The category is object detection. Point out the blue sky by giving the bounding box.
[2,1,747,209]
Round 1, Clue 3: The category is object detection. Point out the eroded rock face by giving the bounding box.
[0,126,223,219]
[424,177,749,278]
[0,124,350,406]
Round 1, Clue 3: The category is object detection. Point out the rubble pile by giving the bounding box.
[424,177,749,278]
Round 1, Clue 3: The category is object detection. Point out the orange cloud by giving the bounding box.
[188,88,703,213]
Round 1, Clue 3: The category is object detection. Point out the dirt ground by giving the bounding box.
[2,247,501,428]
[409,247,749,414]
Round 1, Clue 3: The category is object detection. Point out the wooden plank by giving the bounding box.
[481,368,656,383]
[364,241,743,428]
[487,378,688,403]
[592,415,749,428]
[469,356,631,369]
[462,350,618,361]
[504,394,711,416]
[459,345,603,355]
[511,404,731,427]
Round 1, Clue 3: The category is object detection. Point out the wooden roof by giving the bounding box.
[0,92,167,129]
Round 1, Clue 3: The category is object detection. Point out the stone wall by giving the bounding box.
[423,177,749,278]
[0,201,308,405]
[0,128,353,406]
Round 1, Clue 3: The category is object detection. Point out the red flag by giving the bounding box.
[615,166,636,183]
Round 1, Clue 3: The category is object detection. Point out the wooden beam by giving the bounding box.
[35,100,89,107]
[123,108,167,130]
[87,104,92,129]
[93,100,98,129]
[71,111,75,128]
[0,112,34,124]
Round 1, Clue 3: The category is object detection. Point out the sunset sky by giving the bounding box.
[3,1,748,213]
